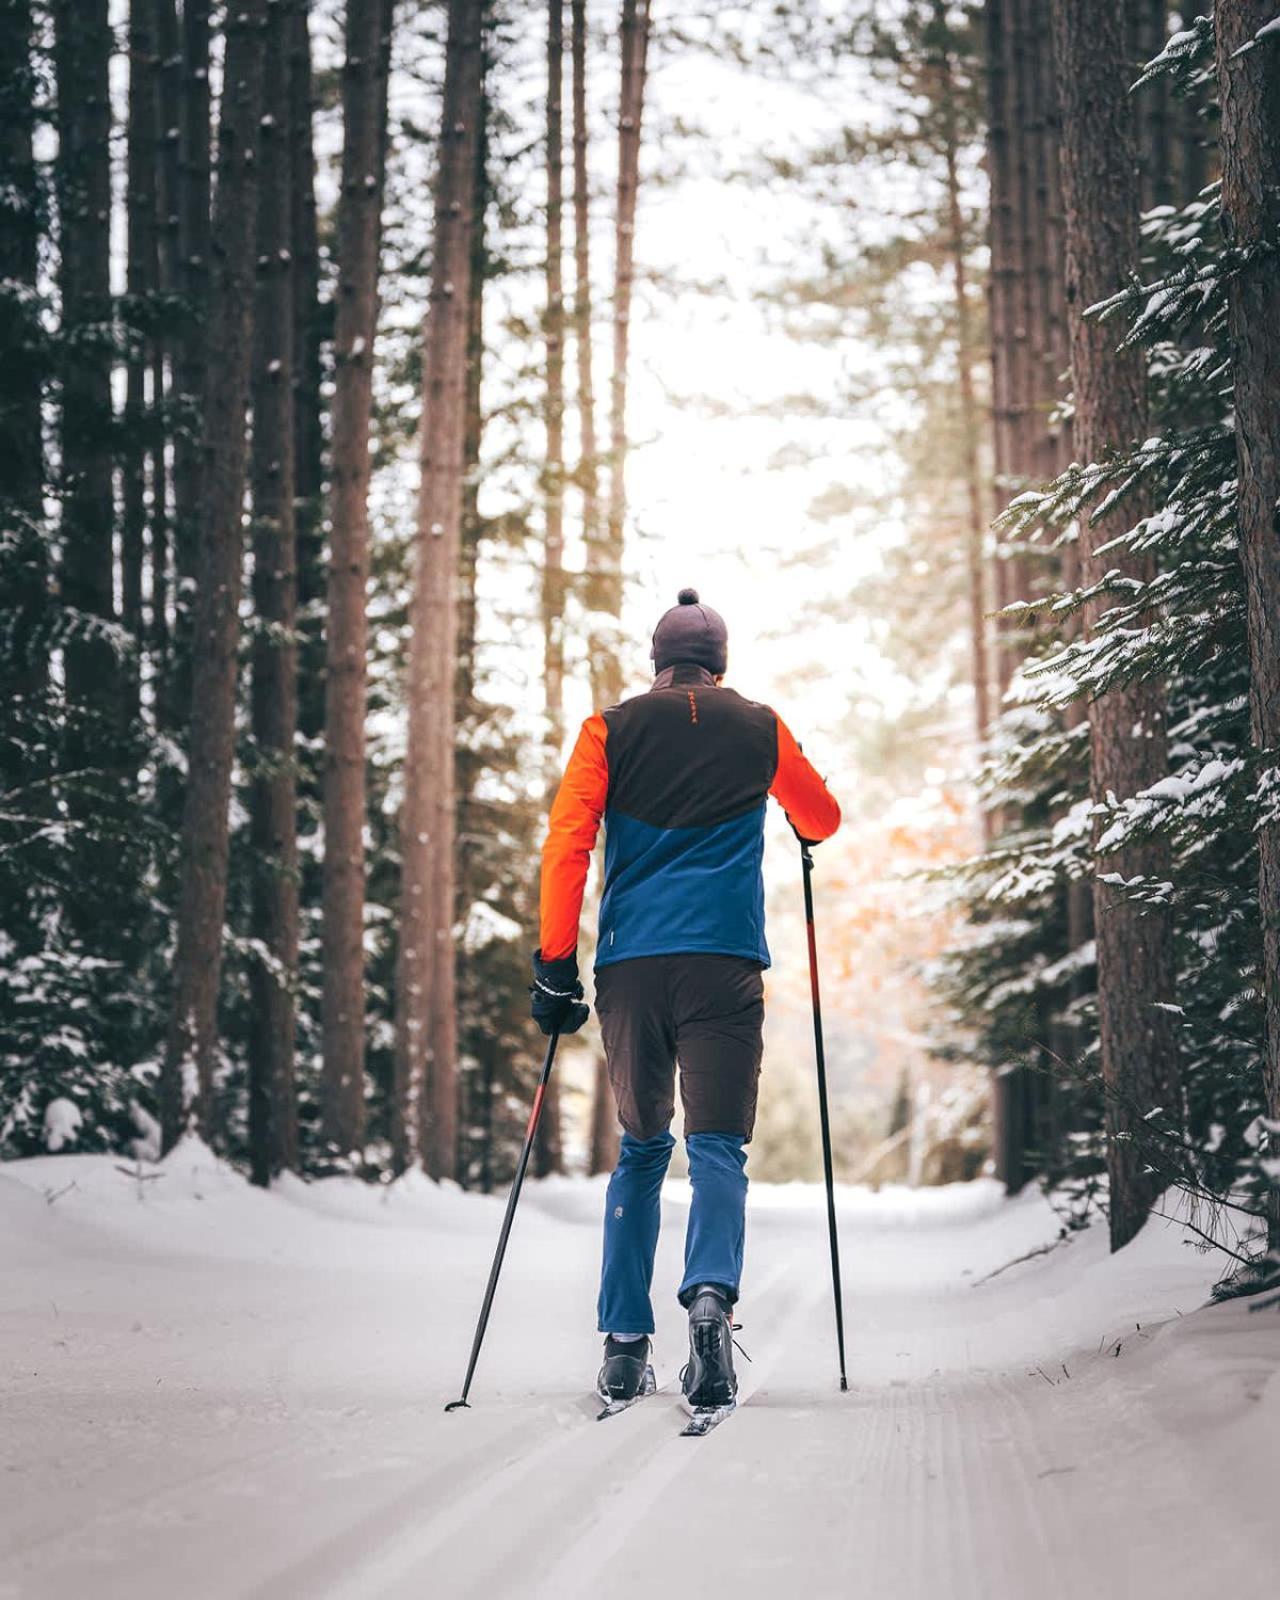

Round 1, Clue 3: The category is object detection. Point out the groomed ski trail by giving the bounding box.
[2,1158,1276,1599]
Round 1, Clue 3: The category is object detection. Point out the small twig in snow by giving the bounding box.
[972,1232,1071,1287]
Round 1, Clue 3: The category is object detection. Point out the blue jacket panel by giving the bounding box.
[596,802,770,969]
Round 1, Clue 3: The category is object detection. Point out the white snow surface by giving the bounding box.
[2,1140,1276,1599]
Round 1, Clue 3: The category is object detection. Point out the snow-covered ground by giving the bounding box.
[2,1142,1275,1599]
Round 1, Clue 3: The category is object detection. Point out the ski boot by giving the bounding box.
[680,1283,738,1409]
[596,1335,654,1406]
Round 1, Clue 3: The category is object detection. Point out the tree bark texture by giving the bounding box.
[571,0,604,1168]
[248,0,300,1186]
[322,0,394,1159]
[0,0,45,702]
[395,0,484,1177]
[291,0,327,748]
[1052,0,1180,1251]
[571,0,601,640]
[544,0,567,775]
[585,0,650,717]
[1136,0,1172,212]
[584,0,651,1179]
[983,0,1018,697]
[151,0,182,688]
[170,0,212,715]
[54,0,116,718]
[1214,2,1280,1252]
[318,0,390,1158]
[160,0,269,1151]
[534,0,568,1179]
[124,0,160,727]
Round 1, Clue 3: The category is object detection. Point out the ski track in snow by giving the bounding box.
[1,1146,1276,1600]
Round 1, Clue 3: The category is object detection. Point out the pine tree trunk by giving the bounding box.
[583,0,652,1179]
[322,0,394,1161]
[54,0,116,722]
[0,0,45,703]
[455,88,488,1187]
[247,0,299,1186]
[171,0,213,710]
[572,3,611,1173]
[535,0,568,1179]
[1214,3,1280,1254]
[151,0,181,692]
[571,0,600,609]
[1025,5,1065,483]
[983,0,1017,700]
[160,0,270,1151]
[1007,0,1033,490]
[585,0,650,719]
[395,0,485,1178]
[124,0,160,730]
[1136,0,1171,211]
[1051,0,1180,1251]
[543,0,567,775]
[454,90,487,730]
[291,0,326,750]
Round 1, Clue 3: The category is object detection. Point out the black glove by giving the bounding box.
[530,949,591,1036]
[789,820,820,849]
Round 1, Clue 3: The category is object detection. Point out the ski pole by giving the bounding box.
[445,1029,561,1411]
[800,841,849,1392]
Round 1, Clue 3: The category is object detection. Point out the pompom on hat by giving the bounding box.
[651,588,729,675]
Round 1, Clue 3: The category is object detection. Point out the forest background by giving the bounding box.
[2,0,1278,1284]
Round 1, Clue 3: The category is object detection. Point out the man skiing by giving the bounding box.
[530,588,841,1414]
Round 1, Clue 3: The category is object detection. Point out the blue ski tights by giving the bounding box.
[596,1130,747,1336]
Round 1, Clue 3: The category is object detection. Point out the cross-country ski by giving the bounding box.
[680,1401,738,1438]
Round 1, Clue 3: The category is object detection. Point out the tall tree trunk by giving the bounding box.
[454,83,488,1188]
[455,92,487,730]
[982,0,1022,1180]
[171,0,213,712]
[247,0,299,1186]
[394,0,484,1177]
[1136,0,1171,212]
[322,0,394,1160]
[585,0,652,1179]
[983,0,1017,700]
[1051,0,1180,1251]
[585,0,650,715]
[152,0,182,694]
[571,0,600,608]
[1214,3,1280,1254]
[124,0,160,730]
[572,0,608,1172]
[1007,0,1033,490]
[535,0,567,1179]
[160,0,270,1151]
[291,0,326,750]
[543,0,567,776]
[0,0,45,704]
[54,0,116,722]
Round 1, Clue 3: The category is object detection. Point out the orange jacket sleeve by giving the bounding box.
[770,715,841,843]
[539,713,609,960]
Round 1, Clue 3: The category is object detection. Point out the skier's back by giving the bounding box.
[530,588,841,1412]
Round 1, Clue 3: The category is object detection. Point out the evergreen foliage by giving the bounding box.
[937,19,1274,1256]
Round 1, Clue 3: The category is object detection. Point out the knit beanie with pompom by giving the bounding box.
[650,588,729,675]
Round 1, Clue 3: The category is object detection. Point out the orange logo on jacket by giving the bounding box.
[687,690,698,724]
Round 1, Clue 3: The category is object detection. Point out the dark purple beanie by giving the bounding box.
[651,588,729,675]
